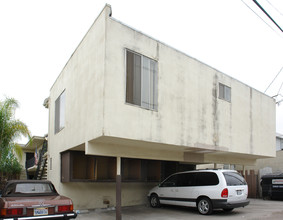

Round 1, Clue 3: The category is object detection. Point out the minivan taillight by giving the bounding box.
[221,188,228,198]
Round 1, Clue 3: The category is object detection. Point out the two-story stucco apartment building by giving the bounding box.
[46,5,276,210]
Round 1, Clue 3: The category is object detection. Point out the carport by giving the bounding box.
[76,199,283,220]
[84,137,261,219]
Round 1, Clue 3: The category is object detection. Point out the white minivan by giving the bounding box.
[148,169,249,215]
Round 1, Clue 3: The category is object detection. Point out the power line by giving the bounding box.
[264,66,283,93]
[240,0,283,38]
[253,0,283,32]
[276,94,283,105]
[266,0,283,16]
[277,80,283,95]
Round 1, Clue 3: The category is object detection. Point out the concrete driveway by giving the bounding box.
[76,199,283,220]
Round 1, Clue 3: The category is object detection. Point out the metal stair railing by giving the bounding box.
[39,158,48,180]
[34,139,48,180]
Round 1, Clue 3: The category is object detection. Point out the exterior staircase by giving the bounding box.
[34,140,48,180]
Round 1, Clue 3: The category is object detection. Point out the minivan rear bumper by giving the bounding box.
[212,199,250,209]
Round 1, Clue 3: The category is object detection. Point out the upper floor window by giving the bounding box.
[55,90,65,134]
[219,83,231,102]
[126,50,158,110]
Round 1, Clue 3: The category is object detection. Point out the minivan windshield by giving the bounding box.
[223,172,247,186]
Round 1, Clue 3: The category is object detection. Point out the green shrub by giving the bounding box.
[0,147,22,179]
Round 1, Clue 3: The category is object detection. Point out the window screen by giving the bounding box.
[126,50,158,110]
[219,83,231,102]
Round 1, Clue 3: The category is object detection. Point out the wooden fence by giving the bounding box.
[239,170,258,198]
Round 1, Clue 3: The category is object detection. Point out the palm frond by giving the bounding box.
[0,97,31,166]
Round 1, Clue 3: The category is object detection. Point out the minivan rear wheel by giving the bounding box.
[197,198,213,215]
[150,194,160,208]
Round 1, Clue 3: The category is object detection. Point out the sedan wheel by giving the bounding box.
[197,198,212,215]
[150,194,160,208]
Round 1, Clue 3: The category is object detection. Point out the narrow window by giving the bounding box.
[219,83,231,102]
[126,50,158,110]
[55,90,66,134]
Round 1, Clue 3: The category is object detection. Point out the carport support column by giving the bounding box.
[214,163,217,169]
[116,157,122,220]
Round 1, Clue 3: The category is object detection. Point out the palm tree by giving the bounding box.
[0,97,31,163]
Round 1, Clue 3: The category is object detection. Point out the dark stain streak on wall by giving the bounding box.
[212,73,219,146]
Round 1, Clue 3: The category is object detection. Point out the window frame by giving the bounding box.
[61,151,117,183]
[54,90,66,134]
[218,83,231,102]
[125,49,158,111]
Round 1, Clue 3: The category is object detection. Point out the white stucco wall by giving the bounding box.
[102,12,275,160]
[47,5,276,209]
[48,5,108,188]
[58,182,156,209]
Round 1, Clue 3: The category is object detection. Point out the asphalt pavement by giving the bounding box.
[76,198,283,220]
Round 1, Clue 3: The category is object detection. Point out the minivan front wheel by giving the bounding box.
[150,194,160,208]
[197,198,213,215]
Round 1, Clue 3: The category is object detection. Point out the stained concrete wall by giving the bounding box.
[47,5,276,209]
[48,5,109,189]
[102,9,275,159]
[245,150,283,174]
[59,182,156,210]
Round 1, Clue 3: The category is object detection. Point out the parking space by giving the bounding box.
[76,199,283,220]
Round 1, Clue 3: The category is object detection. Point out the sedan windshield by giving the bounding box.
[3,182,59,197]
[15,183,54,194]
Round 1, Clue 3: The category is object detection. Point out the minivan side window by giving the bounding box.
[223,172,247,186]
[177,173,196,187]
[160,174,177,187]
[196,172,219,186]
